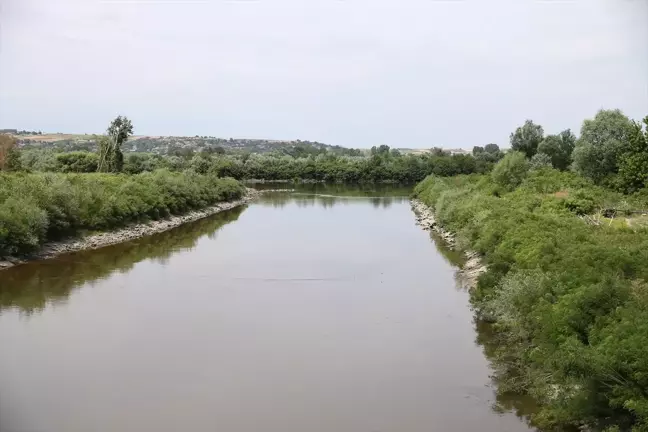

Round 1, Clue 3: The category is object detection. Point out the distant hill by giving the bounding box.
[9,132,472,156]
[11,133,365,156]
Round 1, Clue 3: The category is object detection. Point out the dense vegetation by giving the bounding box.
[16,146,490,182]
[414,164,648,431]
[0,170,245,256]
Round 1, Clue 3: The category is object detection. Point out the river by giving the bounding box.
[0,185,535,432]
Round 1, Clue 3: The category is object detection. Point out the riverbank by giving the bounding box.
[411,199,486,290]
[0,188,260,270]
[412,172,648,431]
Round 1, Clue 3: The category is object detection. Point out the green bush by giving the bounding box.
[0,171,246,256]
[491,152,529,190]
[56,152,99,173]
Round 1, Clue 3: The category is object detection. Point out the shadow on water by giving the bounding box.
[0,206,245,314]
[423,225,539,428]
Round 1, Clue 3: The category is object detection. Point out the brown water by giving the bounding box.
[0,186,535,432]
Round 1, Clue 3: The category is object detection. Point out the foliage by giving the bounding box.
[414,170,648,431]
[18,146,488,182]
[573,110,635,185]
[510,120,544,159]
[0,134,17,170]
[492,152,529,189]
[617,117,648,193]
[537,129,576,170]
[98,116,134,172]
[0,171,245,256]
[56,152,99,173]
[529,153,552,170]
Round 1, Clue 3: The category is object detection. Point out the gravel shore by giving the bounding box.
[411,199,487,290]
[0,189,261,271]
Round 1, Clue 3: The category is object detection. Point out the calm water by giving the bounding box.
[0,186,534,432]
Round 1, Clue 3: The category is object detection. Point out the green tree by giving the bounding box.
[537,129,576,170]
[491,151,529,189]
[572,109,634,184]
[5,147,22,171]
[473,146,485,156]
[484,143,500,154]
[529,152,552,170]
[98,116,133,172]
[510,120,544,158]
[56,152,99,173]
[0,134,17,170]
[617,116,648,193]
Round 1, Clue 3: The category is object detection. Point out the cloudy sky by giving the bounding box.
[0,0,646,148]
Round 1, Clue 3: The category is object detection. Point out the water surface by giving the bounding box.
[0,187,534,432]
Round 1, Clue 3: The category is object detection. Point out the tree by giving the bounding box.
[492,151,529,189]
[529,152,552,170]
[473,146,485,156]
[617,116,648,193]
[56,152,99,173]
[572,109,634,184]
[510,120,544,159]
[98,116,133,172]
[0,134,17,170]
[537,129,576,171]
[484,143,500,154]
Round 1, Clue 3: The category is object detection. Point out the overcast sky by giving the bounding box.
[1,0,647,148]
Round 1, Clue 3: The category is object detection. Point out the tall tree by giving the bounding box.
[537,129,576,171]
[98,116,133,172]
[510,120,544,159]
[617,116,648,193]
[572,109,634,184]
[0,134,17,170]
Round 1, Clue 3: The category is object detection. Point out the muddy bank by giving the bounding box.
[411,199,487,290]
[0,189,261,271]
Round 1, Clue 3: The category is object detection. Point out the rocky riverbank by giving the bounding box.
[411,199,487,290]
[0,189,261,271]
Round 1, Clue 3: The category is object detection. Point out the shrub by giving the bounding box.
[491,152,529,190]
[0,171,246,255]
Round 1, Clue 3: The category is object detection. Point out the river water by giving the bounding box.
[0,186,534,432]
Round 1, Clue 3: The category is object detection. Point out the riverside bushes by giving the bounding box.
[413,168,648,431]
[0,170,245,256]
[19,149,490,182]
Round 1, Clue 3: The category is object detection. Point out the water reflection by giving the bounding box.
[474,320,539,426]
[258,192,408,209]
[250,182,413,197]
[0,207,244,314]
[423,229,539,425]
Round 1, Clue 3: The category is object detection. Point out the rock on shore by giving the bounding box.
[0,188,261,270]
[411,199,487,290]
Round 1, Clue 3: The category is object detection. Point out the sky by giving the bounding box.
[0,0,647,149]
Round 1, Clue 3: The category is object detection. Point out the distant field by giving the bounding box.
[13,134,161,142]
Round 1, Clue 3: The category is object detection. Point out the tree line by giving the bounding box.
[506,109,648,193]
